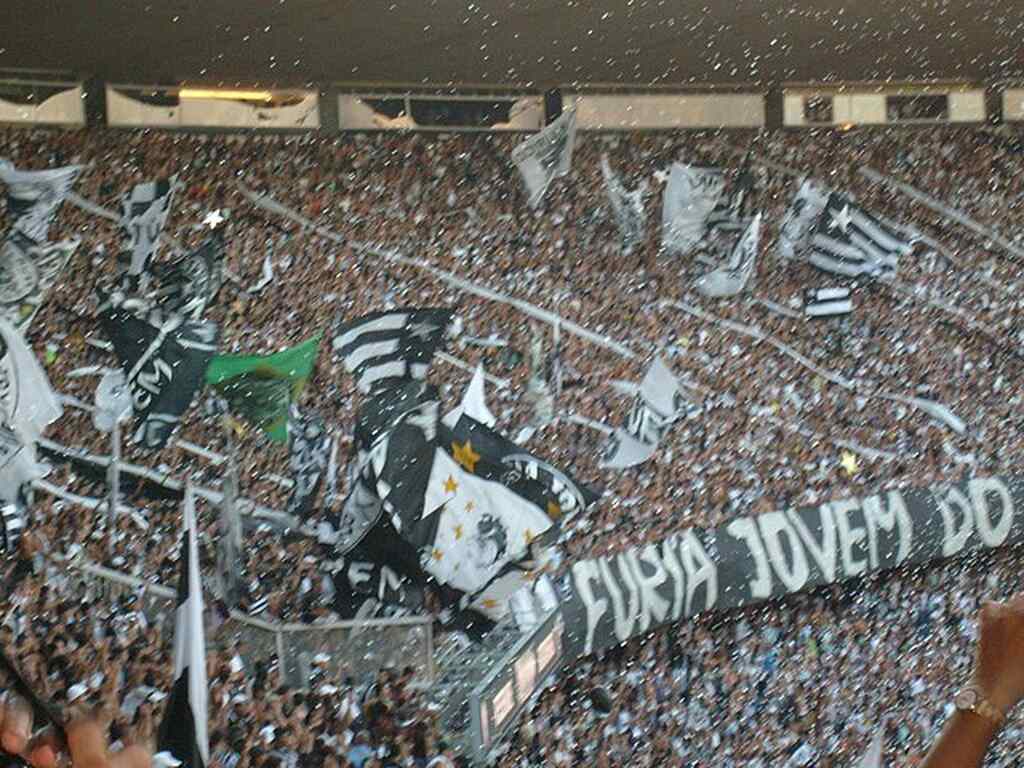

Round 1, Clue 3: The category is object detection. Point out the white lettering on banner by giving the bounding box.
[787,505,838,582]
[677,530,718,615]
[132,357,174,409]
[861,491,913,568]
[347,561,373,588]
[571,560,608,657]
[936,485,976,556]
[757,512,810,592]
[725,518,773,600]
[831,499,869,578]
[659,536,686,620]
[379,565,405,601]
[598,556,641,641]
[625,547,671,633]
[968,477,1014,547]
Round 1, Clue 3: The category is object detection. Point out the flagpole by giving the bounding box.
[106,417,121,551]
[218,419,243,608]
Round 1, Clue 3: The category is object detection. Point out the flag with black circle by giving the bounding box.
[0,159,82,244]
[98,292,219,450]
[333,308,452,395]
[156,485,209,768]
[0,234,80,332]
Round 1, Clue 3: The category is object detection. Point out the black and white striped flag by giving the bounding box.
[809,193,913,277]
[156,484,209,768]
[0,159,82,244]
[804,287,853,318]
[333,308,452,394]
[121,176,177,276]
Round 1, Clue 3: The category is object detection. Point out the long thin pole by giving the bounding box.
[107,418,121,551]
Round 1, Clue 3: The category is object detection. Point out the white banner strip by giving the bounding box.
[436,351,511,389]
[236,183,637,360]
[859,167,1024,262]
[564,413,615,435]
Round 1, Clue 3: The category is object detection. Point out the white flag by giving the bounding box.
[443,363,496,428]
[695,213,762,298]
[0,235,80,332]
[858,727,884,768]
[0,320,62,442]
[661,163,725,255]
[511,108,577,208]
[777,178,829,259]
[0,160,82,244]
[601,155,647,252]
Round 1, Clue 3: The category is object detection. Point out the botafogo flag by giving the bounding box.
[809,193,914,277]
[695,213,762,298]
[0,499,26,554]
[705,154,754,234]
[777,178,829,259]
[206,334,321,442]
[0,320,62,501]
[600,154,647,252]
[0,234,80,331]
[601,356,689,469]
[511,107,577,208]
[99,292,219,450]
[121,176,178,276]
[333,308,451,395]
[156,485,210,768]
[804,287,853,318]
[660,163,725,255]
[285,405,331,520]
[0,159,82,243]
[153,232,225,316]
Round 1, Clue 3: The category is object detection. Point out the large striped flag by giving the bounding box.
[156,485,209,768]
[809,193,913,277]
[332,308,451,394]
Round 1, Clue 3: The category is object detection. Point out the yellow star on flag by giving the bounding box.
[524,529,536,545]
[452,440,481,473]
[443,475,458,494]
[432,548,444,561]
[482,599,498,609]
[840,451,860,477]
[454,524,464,540]
[546,500,562,520]
[464,500,475,513]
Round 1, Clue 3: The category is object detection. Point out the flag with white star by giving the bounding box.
[332,308,453,394]
[808,193,913,277]
[119,176,178,276]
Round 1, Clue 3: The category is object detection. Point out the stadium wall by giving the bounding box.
[0,84,85,126]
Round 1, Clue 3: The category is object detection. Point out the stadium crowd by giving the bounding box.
[2,121,1024,766]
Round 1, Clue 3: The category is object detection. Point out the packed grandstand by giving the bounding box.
[1,103,1024,768]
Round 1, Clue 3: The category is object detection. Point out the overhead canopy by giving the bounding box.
[1,0,1021,88]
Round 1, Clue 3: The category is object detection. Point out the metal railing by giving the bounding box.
[58,557,437,686]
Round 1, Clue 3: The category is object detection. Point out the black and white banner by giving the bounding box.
[694,213,762,298]
[0,499,26,554]
[0,160,82,244]
[511,107,577,208]
[154,233,225,315]
[0,235,80,332]
[285,406,331,521]
[98,293,219,450]
[809,193,914,278]
[333,308,452,394]
[805,287,853,318]
[777,179,829,259]
[600,155,647,253]
[660,163,725,256]
[559,474,1024,659]
[121,176,178,276]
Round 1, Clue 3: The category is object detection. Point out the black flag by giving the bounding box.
[98,292,219,450]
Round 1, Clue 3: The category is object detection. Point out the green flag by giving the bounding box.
[205,334,322,442]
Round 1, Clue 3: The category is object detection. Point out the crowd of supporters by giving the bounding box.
[1,121,1023,766]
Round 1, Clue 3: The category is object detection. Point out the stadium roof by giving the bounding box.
[2,0,1023,89]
